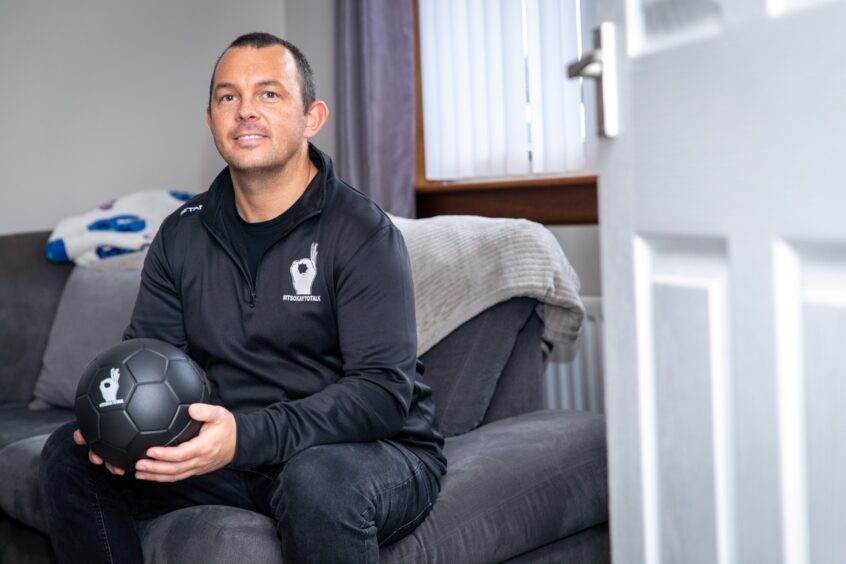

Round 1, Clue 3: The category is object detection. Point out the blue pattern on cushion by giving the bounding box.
[44,239,68,263]
[87,214,146,233]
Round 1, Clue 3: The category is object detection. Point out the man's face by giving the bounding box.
[207,45,308,174]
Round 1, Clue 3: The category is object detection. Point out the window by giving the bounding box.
[417,0,596,182]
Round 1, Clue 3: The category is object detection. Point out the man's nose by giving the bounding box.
[237,99,259,121]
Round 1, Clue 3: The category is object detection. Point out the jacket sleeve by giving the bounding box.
[122,223,188,352]
[228,224,418,469]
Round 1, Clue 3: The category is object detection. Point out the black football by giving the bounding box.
[74,338,210,469]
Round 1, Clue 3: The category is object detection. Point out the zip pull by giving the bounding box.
[249,290,256,308]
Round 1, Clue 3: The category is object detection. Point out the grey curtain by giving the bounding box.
[334,0,416,218]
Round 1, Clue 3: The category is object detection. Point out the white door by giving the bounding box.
[584,0,846,562]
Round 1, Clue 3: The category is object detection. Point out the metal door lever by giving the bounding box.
[567,22,619,138]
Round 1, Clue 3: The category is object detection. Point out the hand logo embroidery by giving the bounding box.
[290,242,318,296]
[99,367,124,407]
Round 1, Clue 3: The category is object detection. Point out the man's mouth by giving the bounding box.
[233,133,267,147]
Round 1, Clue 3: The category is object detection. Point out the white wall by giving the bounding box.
[548,225,602,297]
[284,0,336,160]
[0,0,285,236]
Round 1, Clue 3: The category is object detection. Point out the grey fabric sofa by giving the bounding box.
[0,230,609,564]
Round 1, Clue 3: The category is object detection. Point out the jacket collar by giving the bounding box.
[200,143,332,240]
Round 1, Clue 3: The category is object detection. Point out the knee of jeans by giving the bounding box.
[274,446,370,522]
[39,421,84,482]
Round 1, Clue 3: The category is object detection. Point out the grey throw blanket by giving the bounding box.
[97,214,586,359]
[388,214,584,359]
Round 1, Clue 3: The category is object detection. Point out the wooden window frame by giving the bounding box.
[412,0,598,224]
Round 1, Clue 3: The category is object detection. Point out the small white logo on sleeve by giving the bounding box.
[180,204,203,216]
[284,242,321,302]
[99,367,125,407]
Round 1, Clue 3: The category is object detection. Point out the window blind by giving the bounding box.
[418,0,588,181]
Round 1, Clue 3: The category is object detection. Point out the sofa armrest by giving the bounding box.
[0,231,72,402]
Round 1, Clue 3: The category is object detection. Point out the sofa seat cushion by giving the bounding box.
[134,409,607,564]
[0,403,73,452]
[383,409,608,563]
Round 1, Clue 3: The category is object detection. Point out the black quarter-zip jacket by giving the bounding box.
[124,145,446,476]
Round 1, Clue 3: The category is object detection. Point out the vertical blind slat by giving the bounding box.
[450,0,475,178]
[484,2,507,177]
[525,0,548,173]
[557,0,585,171]
[418,0,440,179]
[467,0,491,177]
[501,0,531,176]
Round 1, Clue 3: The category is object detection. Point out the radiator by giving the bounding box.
[544,297,605,413]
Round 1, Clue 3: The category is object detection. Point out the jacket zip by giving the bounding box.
[204,224,258,307]
[202,208,323,308]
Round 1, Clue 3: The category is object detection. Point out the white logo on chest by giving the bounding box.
[284,242,321,302]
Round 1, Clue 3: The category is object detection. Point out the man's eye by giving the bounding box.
[263,92,278,99]
[220,94,235,103]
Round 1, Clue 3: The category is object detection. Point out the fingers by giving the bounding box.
[144,439,199,463]
[105,462,125,476]
[76,430,125,475]
[135,458,193,477]
[88,449,103,465]
[187,403,217,422]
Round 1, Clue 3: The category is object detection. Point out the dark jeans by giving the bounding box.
[39,421,440,563]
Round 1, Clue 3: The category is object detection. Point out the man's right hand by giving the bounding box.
[73,428,126,476]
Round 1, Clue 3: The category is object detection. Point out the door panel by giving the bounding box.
[634,237,731,564]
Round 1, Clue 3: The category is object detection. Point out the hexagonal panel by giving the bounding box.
[87,365,136,410]
[138,338,185,361]
[74,395,100,443]
[168,404,193,436]
[125,348,168,383]
[166,360,208,404]
[167,404,203,442]
[75,359,100,398]
[105,340,148,365]
[99,409,138,449]
[126,382,178,432]
[128,430,173,463]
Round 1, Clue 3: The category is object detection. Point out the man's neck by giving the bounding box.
[230,146,318,223]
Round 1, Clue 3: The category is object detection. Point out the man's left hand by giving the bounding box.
[133,403,237,482]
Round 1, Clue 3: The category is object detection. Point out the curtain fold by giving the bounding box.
[334,0,416,218]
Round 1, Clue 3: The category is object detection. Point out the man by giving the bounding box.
[39,32,445,563]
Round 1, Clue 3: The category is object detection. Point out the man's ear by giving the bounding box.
[206,107,212,129]
[303,100,329,140]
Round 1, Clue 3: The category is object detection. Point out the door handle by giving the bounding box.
[568,22,619,138]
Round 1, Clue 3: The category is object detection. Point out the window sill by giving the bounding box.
[415,174,598,224]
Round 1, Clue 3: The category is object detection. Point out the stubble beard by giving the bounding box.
[224,140,304,183]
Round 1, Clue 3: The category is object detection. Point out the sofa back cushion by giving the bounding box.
[28,265,141,409]
[0,232,72,403]
[482,308,544,425]
[18,247,546,436]
[418,297,537,436]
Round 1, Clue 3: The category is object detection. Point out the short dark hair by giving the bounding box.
[207,32,315,113]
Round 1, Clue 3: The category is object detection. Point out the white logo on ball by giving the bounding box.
[99,367,125,407]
